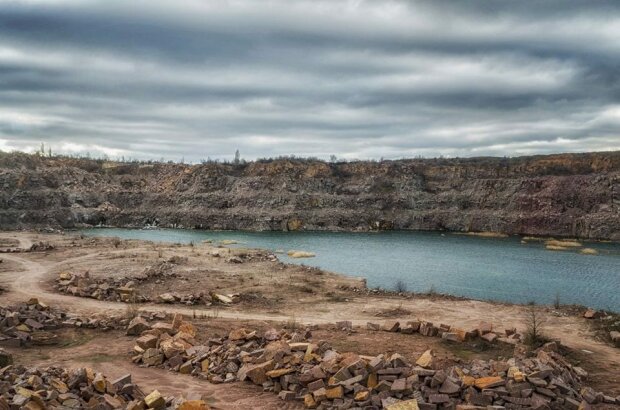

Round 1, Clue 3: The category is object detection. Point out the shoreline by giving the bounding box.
[1,230,618,384]
[4,227,617,314]
[76,225,620,243]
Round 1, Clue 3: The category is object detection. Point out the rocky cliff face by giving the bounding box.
[1,151,619,240]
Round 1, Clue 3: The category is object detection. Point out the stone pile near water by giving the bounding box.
[129,316,620,409]
[28,241,55,252]
[156,291,240,306]
[0,299,137,347]
[54,259,183,303]
[54,270,151,303]
[55,273,240,308]
[0,241,54,253]
[53,256,240,306]
[364,320,522,347]
[0,364,209,409]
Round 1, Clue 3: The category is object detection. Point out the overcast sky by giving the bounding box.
[0,0,619,162]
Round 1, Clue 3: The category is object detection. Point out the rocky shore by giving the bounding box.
[0,151,618,240]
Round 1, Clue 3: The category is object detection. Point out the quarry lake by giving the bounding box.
[83,228,620,311]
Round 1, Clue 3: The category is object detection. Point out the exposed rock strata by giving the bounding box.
[1,151,618,240]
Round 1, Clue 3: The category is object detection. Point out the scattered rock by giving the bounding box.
[126,316,151,336]
[0,301,130,347]
[583,309,603,319]
[0,365,206,409]
[416,349,434,368]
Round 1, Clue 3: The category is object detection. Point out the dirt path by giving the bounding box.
[2,250,618,358]
[11,331,300,409]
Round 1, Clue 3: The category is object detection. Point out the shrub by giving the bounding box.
[523,307,549,348]
[394,279,407,293]
[553,292,561,309]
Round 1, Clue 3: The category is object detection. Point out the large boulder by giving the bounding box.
[237,360,275,385]
[126,316,151,336]
[158,293,177,303]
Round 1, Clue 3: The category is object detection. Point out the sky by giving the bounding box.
[0,0,619,162]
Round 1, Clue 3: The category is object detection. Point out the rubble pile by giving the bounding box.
[53,258,184,303]
[0,365,209,409]
[139,259,183,281]
[130,316,620,409]
[583,309,620,348]
[53,258,187,303]
[54,270,152,303]
[0,241,55,253]
[364,320,523,347]
[0,299,135,347]
[54,270,240,306]
[209,248,278,264]
[54,261,242,307]
[28,241,55,252]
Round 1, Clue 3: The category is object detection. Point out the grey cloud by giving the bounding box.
[0,0,619,161]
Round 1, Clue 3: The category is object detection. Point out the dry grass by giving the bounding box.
[375,303,411,317]
[287,250,316,258]
[285,315,299,331]
[522,236,546,241]
[546,245,569,251]
[545,239,582,248]
[124,302,141,319]
[580,248,599,255]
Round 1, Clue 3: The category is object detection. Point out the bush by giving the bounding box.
[394,279,407,293]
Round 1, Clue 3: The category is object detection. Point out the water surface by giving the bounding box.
[82,228,620,311]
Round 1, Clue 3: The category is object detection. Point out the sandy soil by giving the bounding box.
[1,231,619,402]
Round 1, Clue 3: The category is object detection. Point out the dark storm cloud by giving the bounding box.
[0,0,619,161]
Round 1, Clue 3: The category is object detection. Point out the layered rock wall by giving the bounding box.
[0,151,618,239]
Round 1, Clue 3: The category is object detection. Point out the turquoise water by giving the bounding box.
[82,228,620,311]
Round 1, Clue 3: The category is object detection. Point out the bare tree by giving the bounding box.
[524,305,548,347]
